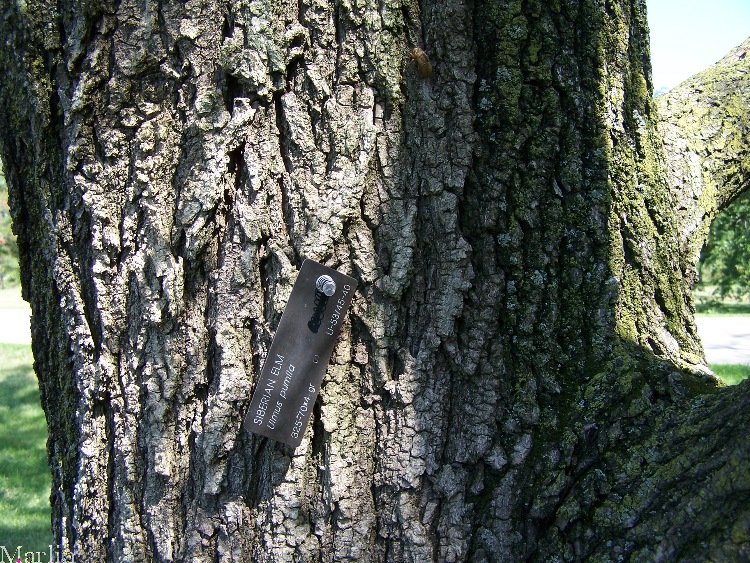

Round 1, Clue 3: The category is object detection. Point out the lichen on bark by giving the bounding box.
[657,38,750,294]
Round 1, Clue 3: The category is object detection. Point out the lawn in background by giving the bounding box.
[694,285,750,316]
[0,343,52,551]
[711,364,750,386]
[697,301,750,316]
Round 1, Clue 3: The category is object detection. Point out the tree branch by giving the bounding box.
[657,38,750,275]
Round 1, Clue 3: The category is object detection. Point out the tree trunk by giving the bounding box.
[0,0,748,560]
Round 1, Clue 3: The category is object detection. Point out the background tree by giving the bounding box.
[697,190,750,299]
[0,1,748,562]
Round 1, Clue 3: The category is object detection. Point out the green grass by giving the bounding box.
[711,364,750,386]
[0,343,52,551]
[695,300,750,316]
[693,286,750,316]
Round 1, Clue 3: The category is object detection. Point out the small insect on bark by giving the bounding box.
[410,47,432,78]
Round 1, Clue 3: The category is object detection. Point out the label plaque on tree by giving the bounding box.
[244,259,357,447]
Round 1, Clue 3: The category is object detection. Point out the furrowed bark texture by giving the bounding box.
[0,0,749,561]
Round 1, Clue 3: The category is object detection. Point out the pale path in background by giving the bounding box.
[696,316,750,365]
[0,289,31,345]
[0,308,31,344]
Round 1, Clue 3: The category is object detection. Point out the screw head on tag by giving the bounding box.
[316,275,336,296]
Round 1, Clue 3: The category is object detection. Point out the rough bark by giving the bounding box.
[0,0,748,561]
[657,38,750,291]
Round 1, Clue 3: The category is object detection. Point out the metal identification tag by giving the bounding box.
[244,259,358,447]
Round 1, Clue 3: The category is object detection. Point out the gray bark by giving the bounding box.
[0,0,748,561]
